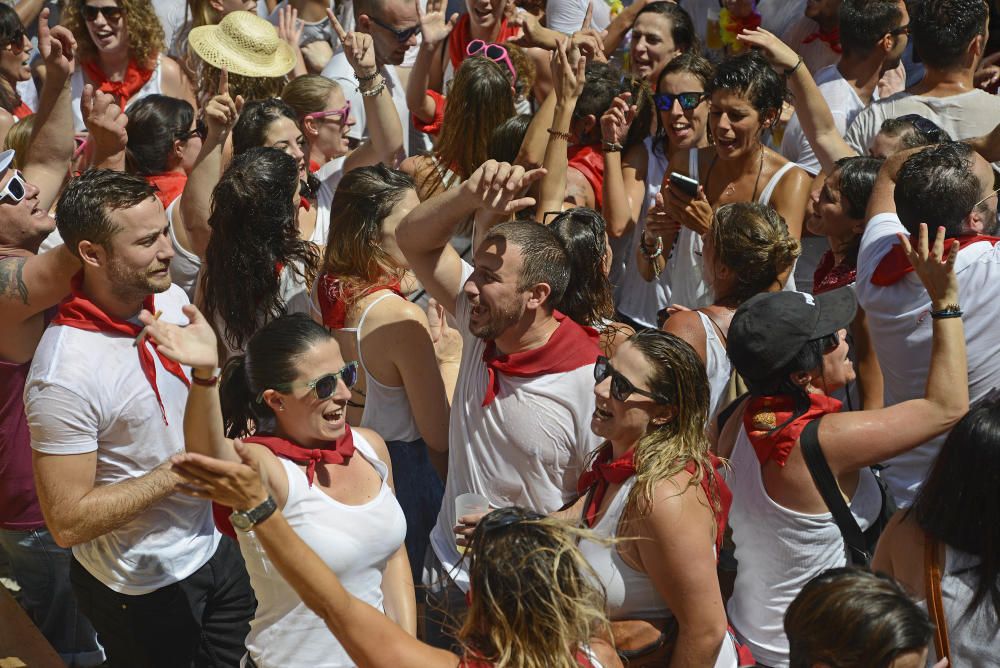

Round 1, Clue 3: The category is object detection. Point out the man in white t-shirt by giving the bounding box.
[845,0,998,155]
[397,160,602,648]
[26,171,254,666]
[781,0,843,75]
[857,142,1000,506]
[781,0,908,175]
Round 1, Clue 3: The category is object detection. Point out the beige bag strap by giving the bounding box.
[924,533,952,665]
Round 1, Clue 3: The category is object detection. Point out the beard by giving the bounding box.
[468,296,525,340]
[107,252,171,304]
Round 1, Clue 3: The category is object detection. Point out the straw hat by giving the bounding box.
[188,11,296,79]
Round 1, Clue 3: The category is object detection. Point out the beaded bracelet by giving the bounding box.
[360,79,386,98]
[930,304,963,319]
[355,70,379,83]
[547,128,573,142]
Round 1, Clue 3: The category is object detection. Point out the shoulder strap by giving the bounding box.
[799,419,870,566]
[698,308,729,345]
[716,391,749,434]
[924,533,952,664]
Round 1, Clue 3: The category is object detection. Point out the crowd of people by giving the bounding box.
[1,0,1000,666]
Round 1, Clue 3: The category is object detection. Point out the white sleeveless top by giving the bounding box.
[166,199,201,301]
[310,156,347,248]
[240,431,407,668]
[71,56,164,132]
[697,311,732,422]
[666,151,712,311]
[726,424,881,667]
[759,162,798,294]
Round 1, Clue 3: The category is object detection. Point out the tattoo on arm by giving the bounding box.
[0,257,29,305]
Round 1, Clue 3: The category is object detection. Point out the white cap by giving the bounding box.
[0,149,14,173]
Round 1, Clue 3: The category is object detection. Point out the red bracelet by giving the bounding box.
[191,371,219,387]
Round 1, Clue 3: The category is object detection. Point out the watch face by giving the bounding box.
[230,512,253,531]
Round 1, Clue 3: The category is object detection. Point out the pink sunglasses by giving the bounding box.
[305,101,351,123]
[466,39,517,87]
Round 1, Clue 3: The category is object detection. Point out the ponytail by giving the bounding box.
[220,355,264,438]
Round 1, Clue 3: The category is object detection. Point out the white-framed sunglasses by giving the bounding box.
[0,169,27,205]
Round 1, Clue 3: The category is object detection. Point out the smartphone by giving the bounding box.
[668,172,700,198]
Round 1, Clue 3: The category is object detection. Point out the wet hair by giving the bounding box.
[56,169,158,258]
[0,4,24,111]
[895,142,985,238]
[488,114,532,164]
[200,147,319,352]
[125,95,195,175]
[220,313,335,437]
[709,202,800,306]
[574,62,626,126]
[832,156,883,220]
[707,51,787,124]
[281,74,343,119]
[633,1,699,55]
[63,0,166,69]
[911,392,1000,622]
[654,51,714,155]
[549,208,615,327]
[460,507,610,668]
[786,568,932,668]
[232,98,301,155]
[838,0,903,57]
[911,0,989,70]
[878,116,953,151]
[482,221,570,309]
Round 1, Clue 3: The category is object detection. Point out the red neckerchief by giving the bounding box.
[52,273,189,423]
[577,443,636,528]
[803,26,843,54]
[461,650,596,668]
[244,426,355,487]
[316,273,404,329]
[299,196,311,212]
[12,101,31,119]
[871,234,1000,286]
[481,311,600,406]
[309,159,322,173]
[567,144,606,210]
[146,172,187,208]
[413,88,446,136]
[723,11,762,37]
[82,59,153,109]
[813,249,856,295]
[743,393,842,467]
[448,14,521,70]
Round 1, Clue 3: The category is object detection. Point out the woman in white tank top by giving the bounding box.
[141,312,414,668]
[716,230,969,667]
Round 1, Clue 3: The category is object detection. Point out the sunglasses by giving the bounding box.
[466,39,518,86]
[368,15,420,43]
[305,101,351,123]
[594,355,668,404]
[82,4,124,22]
[0,169,28,205]
[176,118,207,141]
[654,92,704,112]
[261,361,359,403]
[889,22,909,36]
[895,114,946,144]
[3,30,27,54]
[475,507,544,541]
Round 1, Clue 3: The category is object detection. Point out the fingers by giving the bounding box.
[38,7,49,42]
[219,68,229,97]
[415,0,424,18]
[930,224,945,261]
[81,83,94,116]
[581,0,593,31]
[327,8,348,43]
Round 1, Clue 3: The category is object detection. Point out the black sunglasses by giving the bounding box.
[82,4,124,22]
[176,119,207,141]
[896,114,946,143]
[260,361,359,403]
[594,355,668,404]
[477,507,544,539]
[654,92,704,112]
[368,15,420,43]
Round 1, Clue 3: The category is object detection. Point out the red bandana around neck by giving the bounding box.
[743,393,843,467]
[577,443,635,527]
[448,14,521,70]
[568,145,606,210]
[481,311,600,406]
[244,426,355,487]
[871,234,1000,286]
[317,274,404,330]
[146,172,187,208]
[52,273,189,423]
[83,59,153,109]
[813,249,857,295]
[802,27,843,54]
[12,101,31,119]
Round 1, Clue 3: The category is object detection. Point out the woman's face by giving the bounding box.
[311,88,355,161]
[0,30,31,83]
[591,341,667,446]
[465,0,506,32]
[83,0,129,56]
[378,188,421,269]
[629,13,681,84]
[270,338,354,446]
[709,89,768,161]
[263,116,308,181]
[215,0,257,17]
[806,169,861,240]
[815,328,854,392]
[178,119,203,174]
[659,71,708,150]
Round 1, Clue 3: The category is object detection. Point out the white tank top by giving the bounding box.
[758,161,799,294]
[697,311,732,422]
[71,56,164,132]
[726,424,881,667]
[165,198,201,301]
[240,431,407,668]
[666,150,712,311]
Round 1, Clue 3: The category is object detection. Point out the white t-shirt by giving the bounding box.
[70,57,164,133]
[311,155,347,248]
[845,89,1000,156]
[547,0,612,35]
[25,285,220,595]
[856,212,1000,505]
[428,262,601,591]
[781,64,875,175]
[166,198,201,301]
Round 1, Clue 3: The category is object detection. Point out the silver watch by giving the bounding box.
[229,495,277,532]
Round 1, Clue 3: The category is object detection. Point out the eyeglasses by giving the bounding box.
[0,169,28,205]
[654,92,704,112]
[260,361,359,402]
[889,23,909,36]
[477,507,544,538]
[82,4,124,22]
[305,101,351,123]
[466,39,518,86]
[594,355,668,404]
[895,114,946,144]
[3,30,27,54]
[368,15,420,43]
[175,119,207,141]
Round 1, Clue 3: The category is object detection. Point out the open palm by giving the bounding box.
[417,0,458,46]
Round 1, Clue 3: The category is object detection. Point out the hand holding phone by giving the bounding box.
[668,172,700,198]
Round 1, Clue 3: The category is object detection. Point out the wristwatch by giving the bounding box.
[229,495,277,532]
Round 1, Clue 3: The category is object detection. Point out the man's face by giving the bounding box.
[362,0,419,66]
[0,168,52,250]
[885,0,910,69]
[464,240,531,340]
[100,197,174,302]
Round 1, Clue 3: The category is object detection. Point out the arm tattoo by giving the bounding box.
[0,257,29,305]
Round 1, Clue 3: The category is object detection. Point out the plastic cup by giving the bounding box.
[455,492,490,554]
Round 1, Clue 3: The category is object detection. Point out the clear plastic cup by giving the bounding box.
[455,493,490,553]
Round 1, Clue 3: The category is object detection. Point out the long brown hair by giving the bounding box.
[63,0,165,68]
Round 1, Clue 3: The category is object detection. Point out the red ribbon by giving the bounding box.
[82,59,153,109]
[316,274,404,330]
[244,426,355,487]
[743,393,843,467]
[146,172,187,208]
[481,311,600,406]
[577,443,636,527]
[12,101,31,119]
[871,234,1000,286]
[802,27,843,54]
[52,273,190,424]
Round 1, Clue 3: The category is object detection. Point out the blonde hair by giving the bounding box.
[174,0,221,82]
[460,509,611,668]
[198,63,287,105]
[63,0,165,69]
[281,74,342,118]
[3,115,34,168]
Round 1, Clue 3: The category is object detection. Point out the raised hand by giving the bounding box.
[417,0,459,46]
[81,85,128,156]
[506,11,559,50]
[898,223,960,310]
[327,8,377,78]
[463,159,547,215]
[551,38,586,104]
[203,69,243,141]
[736,27,800,73]
[427,298,462,364]
[38,8,77,81]
[172,442,269,510]
[600,92,636,145]
[138,304,221,373]
[277,3,304,47]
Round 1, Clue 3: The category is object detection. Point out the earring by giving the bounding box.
[278,404,285,412]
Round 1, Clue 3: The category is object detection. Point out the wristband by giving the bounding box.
[355,70,378,82]
[602,141,624,153]
[784,57,803,77]
[547,128,573,142]
[191,369,220,386]
[930,304,963,319]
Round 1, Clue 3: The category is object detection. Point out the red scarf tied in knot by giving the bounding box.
[813,249,857,294]
[743,393,843,467]
[481,311,601,406]
[146,172,187,208]
[871,234,1000,286]
[316,274,404,330]
[448,13,521,70]
[244,426,356,487]
[83,59,154,109]
[802,27,843,54]
[12,101,32,119]
[52,273,189,423]
[577,443,636,527]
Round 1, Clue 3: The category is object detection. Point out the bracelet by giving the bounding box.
[602,141,624,153]
[930,304,963,319]
[784,57,803,77]
[354,70,378,83]
[191,369,220,386]
[547,128,573,142]
[360,78,386,98]
[640,234,663,260]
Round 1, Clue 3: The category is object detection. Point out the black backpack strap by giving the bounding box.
[716,391,750,434]
[799,418,870,566]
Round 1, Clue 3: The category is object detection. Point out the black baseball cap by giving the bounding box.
[728,288,857,382]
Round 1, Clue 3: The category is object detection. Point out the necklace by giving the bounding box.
[707,144,766,203]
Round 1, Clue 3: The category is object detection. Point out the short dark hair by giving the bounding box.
[482,221,570,308]
[895,142,982,237]
[574,62,627,122]
[912,0,988,70]
[707,51,787,121]
[125,94,195,176]
[879,115,953,149]
[56,169,158,258]
[634,1,699,55]
[838,0,903,57]
[833,156,883,220]
[549,208,615,326]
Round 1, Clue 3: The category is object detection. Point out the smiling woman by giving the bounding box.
[0,4,32,122]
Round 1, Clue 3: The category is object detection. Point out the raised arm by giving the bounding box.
[80,86,128,171]
[537,39,586,214]
[278,4,309,80]
[820,224,968,474]
[406,0,457,124]
[600,93,644,238]
[0,246,79,324]
[865,145,921,220]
